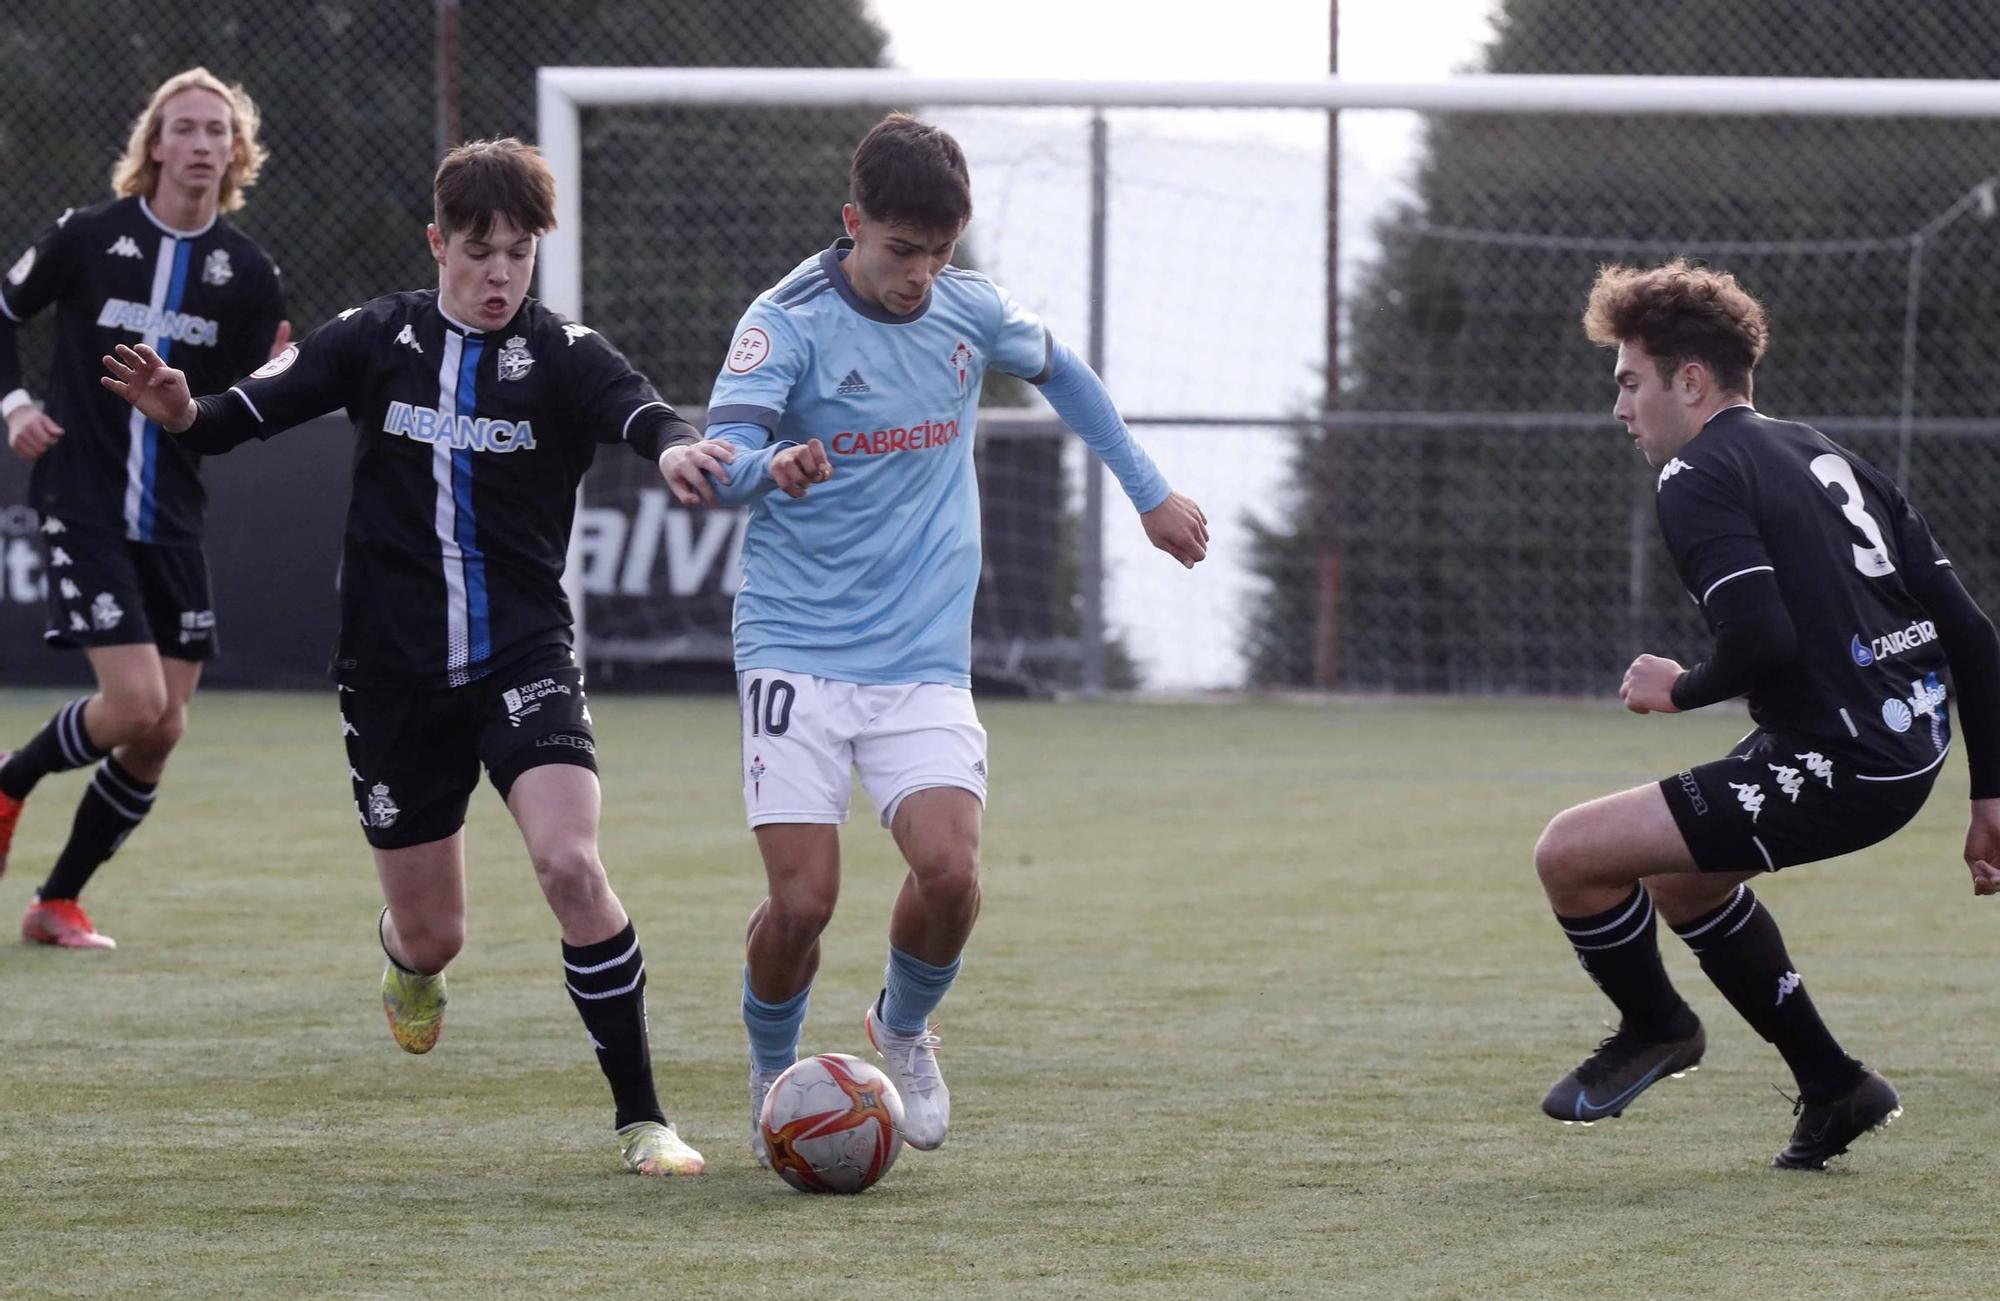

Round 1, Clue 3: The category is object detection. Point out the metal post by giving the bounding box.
[1081,111,1108,694]
[1895,234,1924,485]
[434,0,461,160]
[1312,0,1343,688]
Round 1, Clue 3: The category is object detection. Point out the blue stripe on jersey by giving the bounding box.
[452,340,491,668]
[137,239,195,542]
[773,272,829,305]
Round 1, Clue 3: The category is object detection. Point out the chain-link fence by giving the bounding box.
[6,2,1999,696]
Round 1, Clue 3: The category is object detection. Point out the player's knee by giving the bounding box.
[96,681,171,743]
[131,703,187,761]
[1534,809,1588,892]
[398,915,465,973]
[912,846,980,916]
[529,841,608,911]
[764,886,837,949]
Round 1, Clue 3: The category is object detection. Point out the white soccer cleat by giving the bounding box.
[864,995,950,1151]
[749,1065,786,1169]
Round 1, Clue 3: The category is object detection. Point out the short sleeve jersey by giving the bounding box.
[220,290,677,687]
[1656,406,1954,777]
[706,239,1052,687]
[0,196,284,544]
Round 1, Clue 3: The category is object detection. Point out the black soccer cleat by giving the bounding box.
[1541,1020,1706,1124]
[1771,1068,1901,1171]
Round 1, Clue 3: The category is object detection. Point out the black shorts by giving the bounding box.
[340,644,598,850]
[40,522,216,661]
[1660,730,1938,874]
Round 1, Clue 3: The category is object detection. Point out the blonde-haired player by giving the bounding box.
[0,68,288,947]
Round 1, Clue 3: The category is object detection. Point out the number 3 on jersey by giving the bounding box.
[744,677,795,737]
[1808,453,1895,578]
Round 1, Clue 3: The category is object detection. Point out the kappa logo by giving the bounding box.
[395,323,423,354]
[497,335,533,381]
[106,236,143,259]
[1775,970,1802,1006]
[1676,769,1709,816]
[534,732,596,755]
[338,306,363,320]
[67,612,87,633]
[836,369,870,395]
[1796,752,1834,787]
[1768,763,1804,802]
[1730,781,1766,822]
[562,323,595,346]
[58,578,80,600]
[41,516,65,535]
[202,248,233,287]
[1657,457,1690,490]
[367,782,400,829]
[90,592,123,631]
[6,246,33,285]
[49,546,72,567]
[341,717,359,737]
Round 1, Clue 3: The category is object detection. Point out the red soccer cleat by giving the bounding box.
[21,896,117,950]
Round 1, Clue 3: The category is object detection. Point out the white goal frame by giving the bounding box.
[537,69,2000,671]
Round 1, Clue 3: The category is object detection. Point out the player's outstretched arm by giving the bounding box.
[101,342,196,433]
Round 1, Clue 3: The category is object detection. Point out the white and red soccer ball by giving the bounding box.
[759,1053,906,1194]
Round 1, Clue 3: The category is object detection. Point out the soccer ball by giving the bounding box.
[759,1053,906,1194]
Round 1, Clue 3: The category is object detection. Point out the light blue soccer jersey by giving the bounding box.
[708,239,1165,687]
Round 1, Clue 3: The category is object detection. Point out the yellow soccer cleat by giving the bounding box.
[619,1121,706,1177]
[381,961,447,1054]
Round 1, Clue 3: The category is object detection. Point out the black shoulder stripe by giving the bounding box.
[773,272,830,306]
[778,281,835,312]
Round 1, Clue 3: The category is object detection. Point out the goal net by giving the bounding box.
[541,71,2000,693]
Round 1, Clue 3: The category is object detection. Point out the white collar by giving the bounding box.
[139,195,216,239]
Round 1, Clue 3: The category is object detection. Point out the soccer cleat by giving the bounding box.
[20,896,116,950]
[619,1120,706,1177]
[1541,1020,1706,1124]
[0,760,21,880]
[381,961,447,1054]
[749,1065,786,1169]
[865,992,950,1150]
[1772,1068,1901,1171]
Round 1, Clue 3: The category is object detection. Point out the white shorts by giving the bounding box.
[737,670,988,828]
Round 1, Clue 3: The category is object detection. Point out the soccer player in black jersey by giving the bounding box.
[1534,260,2000,1169]
[0,69,287,949]
[102,138,735,1177]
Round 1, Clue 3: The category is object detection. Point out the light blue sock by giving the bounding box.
[742,969,810,1073]
[880,945,961,1036]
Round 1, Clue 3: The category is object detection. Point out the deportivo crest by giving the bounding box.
[367,782,400,829]
[91,592,123,631]
[5,246,33,286]
[498,335,533,381]
[202,248,233,286]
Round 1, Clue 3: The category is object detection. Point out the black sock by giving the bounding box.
[0,698,108,801]
[1555,885,1698,1041]
[37,757,156,901]
[562,922,666,1131]
[1670,885,1862,1103]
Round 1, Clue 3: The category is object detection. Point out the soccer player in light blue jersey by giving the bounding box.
[660,113,1208,1166]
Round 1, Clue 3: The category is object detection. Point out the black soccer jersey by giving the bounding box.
[189,291,694,688]
[1656,406,1954,777]
[0,197,284,545]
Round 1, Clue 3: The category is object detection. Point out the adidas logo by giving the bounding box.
[836,369,870,395]
[106,236,143,259]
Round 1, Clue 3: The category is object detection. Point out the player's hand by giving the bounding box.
[658,439,739,508]
[770,438,832,499]
[5,404,63,462]
[1142,492,1208,569]
[100,343,196,433]
[268,318,293,359]
[1964,798,2000,896]
[1620,653,1684,714]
